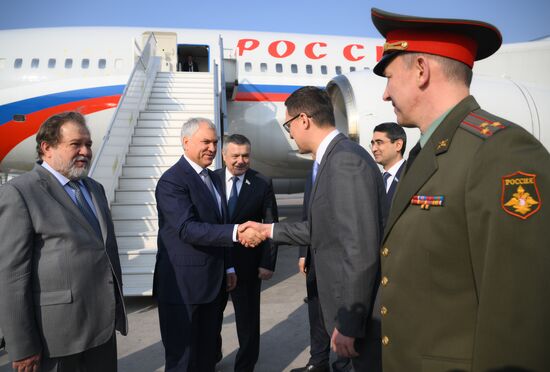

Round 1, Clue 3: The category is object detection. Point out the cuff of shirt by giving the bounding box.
[232,224,238,242]
[226,267,235,274]
[270,223,274,238]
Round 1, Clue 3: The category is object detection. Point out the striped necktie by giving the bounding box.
[67,181,102,238]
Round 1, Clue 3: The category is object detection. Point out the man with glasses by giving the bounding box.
[240,86,385,372]
[370,123,407,206]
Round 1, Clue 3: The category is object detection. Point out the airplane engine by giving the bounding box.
[326,69,550,157]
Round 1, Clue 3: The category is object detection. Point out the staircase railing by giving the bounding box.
[89,33,160,203]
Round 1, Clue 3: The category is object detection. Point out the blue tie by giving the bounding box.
[383,172,391,190]
[228,176,239,218]
[312,161,319,183]
[67,181,102,239]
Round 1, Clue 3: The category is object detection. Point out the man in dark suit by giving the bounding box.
[241,86,385,371]
[214,134,278,372]
[370,122,406,206]
[293,165,350,372]
[182,55,199,72]
[154,118,263,372]
[0,112,127,372]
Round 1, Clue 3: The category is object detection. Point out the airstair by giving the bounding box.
[91,33,226,295]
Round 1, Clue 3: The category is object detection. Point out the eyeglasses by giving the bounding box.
[282,113,312,133]
[369,139,392,149]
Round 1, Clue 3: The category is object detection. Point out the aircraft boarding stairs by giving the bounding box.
[110,71,217,296]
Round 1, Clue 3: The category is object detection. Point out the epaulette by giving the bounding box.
[460,109,511,139]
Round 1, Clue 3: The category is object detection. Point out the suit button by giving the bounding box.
[381,247,389,257]
[380,306,388,316]
[382,336,390,346]
[381,276,389,286]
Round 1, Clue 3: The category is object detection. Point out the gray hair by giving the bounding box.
[402,52,473,88]
[180,117,216,139]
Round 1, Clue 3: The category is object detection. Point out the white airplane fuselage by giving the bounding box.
[1,27,549,189]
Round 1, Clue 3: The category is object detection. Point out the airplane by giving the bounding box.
[1,27,549,294]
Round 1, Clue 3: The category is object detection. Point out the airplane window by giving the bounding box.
[14,58,23,69]
[291,64,298,74]
[306,65,313,74]
[31,59,39,69]
[276,63,283,73]
[48,59,56,69]
[335,66,342,75]
[321,65,327,75]
[260,63,267,72]
[81,59,90,69]
[245,62,252,72]
[350,66,356,72]
[65,59,73,69]
[98,59,106,69]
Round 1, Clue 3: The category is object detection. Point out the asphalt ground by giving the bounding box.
[1,194,321,371]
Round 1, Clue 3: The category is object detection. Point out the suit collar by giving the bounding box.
[218,167,255,222]
[384,96,480,240]
[315,129,340,165]
[34,163,105,243]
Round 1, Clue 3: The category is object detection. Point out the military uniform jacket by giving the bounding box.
[381,96,550,372]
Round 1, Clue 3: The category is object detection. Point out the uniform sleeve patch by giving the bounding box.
[501,171,541,219]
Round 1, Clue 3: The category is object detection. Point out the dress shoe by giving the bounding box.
[290,363,330,372]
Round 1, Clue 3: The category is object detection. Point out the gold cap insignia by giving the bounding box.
[383,41,408,53]
[501,171,541,219]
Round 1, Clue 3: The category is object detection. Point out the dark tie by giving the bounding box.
[312,161,319,183]
[405,142,422,174]
[228,176,239,219]
[200,169,220,212]
[383,171,391,190]
[67,181,102,238]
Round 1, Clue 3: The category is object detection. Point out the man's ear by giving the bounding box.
[40,141,52,159]
[415,55,430,88]
[395,139,404,152]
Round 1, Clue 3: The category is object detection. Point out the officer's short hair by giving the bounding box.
[402,52,473,88]
[373,122,407,156]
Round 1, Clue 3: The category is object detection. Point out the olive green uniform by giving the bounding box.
[381,95,550,371]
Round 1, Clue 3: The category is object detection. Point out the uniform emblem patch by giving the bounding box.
[502,171,541,219]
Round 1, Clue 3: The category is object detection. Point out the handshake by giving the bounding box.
[237,221,271,248]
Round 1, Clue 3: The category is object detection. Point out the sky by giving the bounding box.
[0,0,548,43]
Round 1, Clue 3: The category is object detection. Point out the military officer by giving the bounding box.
[371,8,550,372]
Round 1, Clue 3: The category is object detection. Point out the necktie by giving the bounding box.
[228,176,239,219]
[67,181,102,238]
[383,171,391,190]
[312,161,319,183]
[405,142,422,174]
[200,169,220,212]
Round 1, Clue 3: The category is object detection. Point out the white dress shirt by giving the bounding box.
[383,158,405,192]
[224,169,244,202]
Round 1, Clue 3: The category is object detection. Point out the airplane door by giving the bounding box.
[143,31,177,72]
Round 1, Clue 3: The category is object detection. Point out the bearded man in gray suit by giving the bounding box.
[240,86,385,371]
[0,112,127,372]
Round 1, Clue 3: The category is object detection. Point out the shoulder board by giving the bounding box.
[460,109,511,139]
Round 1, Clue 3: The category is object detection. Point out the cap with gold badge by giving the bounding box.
[371,8,503,76]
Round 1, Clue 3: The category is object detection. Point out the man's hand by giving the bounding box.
[237,222,270,247]
[258,267,273,280]
[298,257,307,275]
[226,272,237,292]
[331,328,359,358]
[13,353,41,372]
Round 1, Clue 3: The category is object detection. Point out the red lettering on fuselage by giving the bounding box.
[304,42,327,59]
[268,40,296,58]
[237,38,260,56]
[343,44,365,61]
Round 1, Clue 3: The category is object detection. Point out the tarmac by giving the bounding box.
[0,194,320,371]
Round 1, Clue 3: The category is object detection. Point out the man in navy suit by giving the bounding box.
[370,123,407,206]
[154,118,264,372]
[214,134,278,372]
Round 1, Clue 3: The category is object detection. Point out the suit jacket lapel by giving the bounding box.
[384,96,480,240]
[83,178,108,243]
[309,133,345,219]
[35,164,102,241]
[233,171,252,221]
